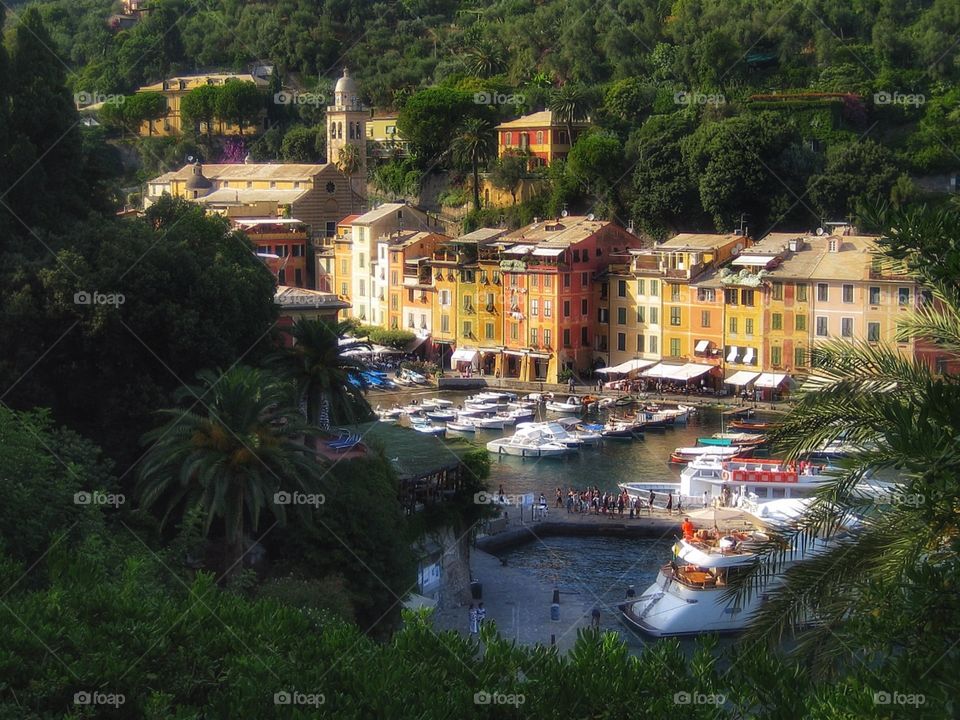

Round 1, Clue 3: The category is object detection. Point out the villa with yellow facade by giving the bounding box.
[495,111,590,167]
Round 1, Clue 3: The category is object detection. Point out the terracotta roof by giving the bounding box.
[504,216,610,246]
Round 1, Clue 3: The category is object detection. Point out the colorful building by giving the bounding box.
[134,73,269,137]
[367,112,408,157]
[495,111,590,167]
[385,231,447,332]
[233,218,311,289]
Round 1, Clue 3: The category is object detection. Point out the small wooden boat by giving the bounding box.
[729,420,774,432]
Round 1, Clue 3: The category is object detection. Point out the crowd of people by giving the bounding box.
[556,487,685,517]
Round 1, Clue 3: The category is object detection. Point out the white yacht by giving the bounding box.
[620,499,840,636]
[486,425,572,457]
[681,457,833,505]
[516,420,602,448]
[545,396,584,414]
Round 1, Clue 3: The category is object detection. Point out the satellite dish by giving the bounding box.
[586,213,595,221]
[816,227,825,236]
[561,209,568,217]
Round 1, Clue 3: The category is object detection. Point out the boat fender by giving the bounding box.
[721,469,731,481]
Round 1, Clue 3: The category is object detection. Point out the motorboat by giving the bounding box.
[670,446,747,464]
[729,419,774,432]
[620,500,840,636]
[412,423,446,436]
[420,397,453,409]
[680,456,832,505]
[463,415,506,430]
[502,407,536,423]
[463,400,500,412]
[445,421,476,433]
[545,418,603,446]
[697,432,766,447]
[486,425,572,457]
[545,396,584,414]
[597,395,635,408]
[425,409,457,421]
[601,419,643,439]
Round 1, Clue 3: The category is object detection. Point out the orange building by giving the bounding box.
[234,218,311,289]
[495,111,590,167]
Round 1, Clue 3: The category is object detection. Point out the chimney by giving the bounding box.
[828,238,839,253]
[788,238,800,252]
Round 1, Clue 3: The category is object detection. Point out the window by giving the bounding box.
[637,306,645,323]
[697,288,715,302]
[797,283,807,302]
[724,289,739,305]
[463,321,473,337]
[536,130,544,144]
[441,314,450,333]
[510,323,518,340]
[617,333,626,352]
[794,347,806,367]
[531,274,539,287]
[278,268,285,284]
[439,290,451,306]
[729,317,738,334]
[771,346,782,366]
[741,289,755,306]
[637,334,645,352]
[485,292,495,308]
[358,252,366,269]
[563,273,571,288]
[670,307,681,326]
[531,299,539,316]
[294,268,303,286]
[649,336,658,354]
[745,318,754,336]
[543,329,551,347]
[581,326,588,345]
[530,328,538,345]
[340,282,348,296]
[795,314,807,331]
[816,316,828,336]
[340,259,348,276]
[581,299,588,316]
[869,286,881,305]
[505,131,512,145]
[670,338,680,357]
[772,282,783,300]
[618,280,627,297]
[407,313,414,328]
[581,272,589,287]
[670,284,680,301]
[700,310,710,328]
[898,287,910,306]
[563,328,570,346]
[617,307,627,325]
[817,283,828,302]
[637,279,645,295]
[573,249,580,262]
[867,322,880,342]
[485,322,494,339]
[359,279,366,297]
[563,300,571,317]
[390,294,398,310]
[650,280,659,296]
[772,313,782,330]
[544,300,552,317]
[650,307,658,324]
[841,317,853,337]
[463,295,473,310]
[543,275,552,289]
[408,289,414,302]
[842,284,854,303]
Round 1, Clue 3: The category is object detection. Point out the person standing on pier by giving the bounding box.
[555,488,563,508]
[666,491,674,515]
[648,490,655,514]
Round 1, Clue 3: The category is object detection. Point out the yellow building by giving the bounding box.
[386,231,446,331]
[333,214,361,314]
[135,73,269,137]
[429,245,460,366]
[367,112,408,156]
[495,111,590,167]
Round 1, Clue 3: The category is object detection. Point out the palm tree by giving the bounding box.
[452,117,496,211]
[466,40,505,77]
[730,211,960,665]
[336,143,363,213]
[272,318,373,431]
[137,366,324,579]
[548,83,594,148]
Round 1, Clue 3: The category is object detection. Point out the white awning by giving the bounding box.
[695,339,710,353]
[503,244,535,255]
[678,363,712,380]
[531,247,566,257]
[742,347,756,365]
[725,370,760,386]
[595,358,656,375]
[754,372,789,388]
[503,349,525,356]
[528,351,551,359]
[726,346,740,362]
[730,255,776,266]
[451,348,478,363]
[642,363,685,379]
[479,347,502,354]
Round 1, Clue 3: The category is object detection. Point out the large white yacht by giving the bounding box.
[620,499,841,636]
[486,424,572,457]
